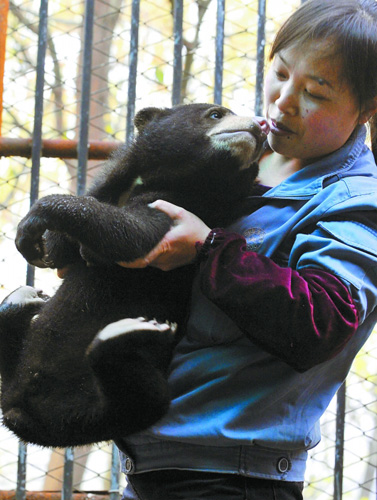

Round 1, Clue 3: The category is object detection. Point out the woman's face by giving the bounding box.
[264,42,362,165]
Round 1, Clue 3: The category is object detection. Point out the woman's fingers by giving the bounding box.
[118,200,211,271]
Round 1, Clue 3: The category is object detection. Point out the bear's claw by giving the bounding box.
[94,317,177,344]
[3,286,49,306]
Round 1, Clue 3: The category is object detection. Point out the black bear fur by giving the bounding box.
[0,103,266,447]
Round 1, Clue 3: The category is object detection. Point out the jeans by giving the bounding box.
[122,469,304,500]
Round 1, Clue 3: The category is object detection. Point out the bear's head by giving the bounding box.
[129,103,268,198]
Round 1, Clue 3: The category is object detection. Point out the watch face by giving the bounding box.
[243,227,266,251]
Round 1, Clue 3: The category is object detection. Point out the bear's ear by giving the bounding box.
[134,107,170,133]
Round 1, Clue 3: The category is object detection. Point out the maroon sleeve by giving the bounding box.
[196,229,359,372]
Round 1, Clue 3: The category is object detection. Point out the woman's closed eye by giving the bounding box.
[304,88,327,100]
[275,70,288,80]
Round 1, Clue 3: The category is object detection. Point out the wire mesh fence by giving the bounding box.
[0,0,376,498]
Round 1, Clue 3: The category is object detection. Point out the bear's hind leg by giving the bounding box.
[87,317,177,436]
[0,286,48,381]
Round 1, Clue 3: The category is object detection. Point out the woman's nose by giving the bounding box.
[275,83,298,116]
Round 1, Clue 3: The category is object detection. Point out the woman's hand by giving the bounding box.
[118,200,211,271]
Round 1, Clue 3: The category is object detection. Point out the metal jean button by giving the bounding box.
[124,457,134,474]
[277,457,291,473]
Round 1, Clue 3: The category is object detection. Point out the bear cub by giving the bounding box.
[0,103,267,447]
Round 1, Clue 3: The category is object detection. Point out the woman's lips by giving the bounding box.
[269,119,295,136]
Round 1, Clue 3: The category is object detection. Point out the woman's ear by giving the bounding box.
[359,97,377,124]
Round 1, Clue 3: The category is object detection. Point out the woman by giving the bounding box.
[118,1,377,498]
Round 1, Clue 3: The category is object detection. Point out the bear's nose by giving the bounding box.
[253,117,270,137]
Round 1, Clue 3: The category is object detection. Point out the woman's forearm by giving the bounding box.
[197,229,359,372]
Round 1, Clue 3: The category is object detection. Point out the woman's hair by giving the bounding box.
[269,0,377,160]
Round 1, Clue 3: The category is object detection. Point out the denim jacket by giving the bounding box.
[118,126,377,481]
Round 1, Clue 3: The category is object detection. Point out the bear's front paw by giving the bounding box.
[15,213,50,267]
[2,286,49,307]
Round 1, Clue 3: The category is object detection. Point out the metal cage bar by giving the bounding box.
[126,0,140,144]
[0,137,120,159]
[172,0,183,106]
[29,0,48,208]
[25,0,49,289]
[77,0,95,196]
[214,0,225,105]
[62,448,75,500]
[15,442,27,500]
[0,0,9,135]
[334,382,346,500]
[17,0,49,497]
[254,0,266,116]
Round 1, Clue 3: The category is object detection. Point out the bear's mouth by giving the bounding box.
[212,129,267,150]
[211,128,267,168]
[212,130,260,141]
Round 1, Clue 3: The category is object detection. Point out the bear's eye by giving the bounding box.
[209,110,223,120]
